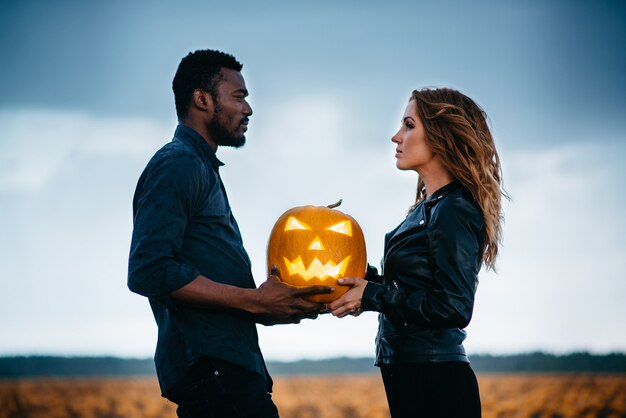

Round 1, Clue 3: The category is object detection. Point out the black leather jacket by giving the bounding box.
[361,181,485,365]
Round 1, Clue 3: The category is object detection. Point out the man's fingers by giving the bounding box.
[270,264,280,277]
[293,285,334,297]
[297,310,320,321]
[292,299,324,313]
[266,275,281,283]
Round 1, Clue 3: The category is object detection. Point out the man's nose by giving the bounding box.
[243,101,253,116]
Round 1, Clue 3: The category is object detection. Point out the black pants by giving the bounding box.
[167,358,279,418]
[380,361,481,418]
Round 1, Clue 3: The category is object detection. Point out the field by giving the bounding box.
[1,373,625,418]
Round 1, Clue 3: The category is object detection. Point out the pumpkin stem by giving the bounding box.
[327,199,342,209]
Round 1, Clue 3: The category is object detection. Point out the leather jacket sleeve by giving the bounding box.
[362,195,484,328]
[364,263,383,283]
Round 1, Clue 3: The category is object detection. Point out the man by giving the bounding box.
[128,49,332,418]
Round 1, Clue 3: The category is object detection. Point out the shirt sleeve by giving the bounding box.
[127,150,203,304]
[361,196,484,328]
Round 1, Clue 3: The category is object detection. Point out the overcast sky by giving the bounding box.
[1,0,625,360]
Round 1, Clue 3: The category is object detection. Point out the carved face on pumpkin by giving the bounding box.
[267,204,367,302]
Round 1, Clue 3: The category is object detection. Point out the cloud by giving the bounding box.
[0,103,624,358]
[0,109,171,191]
[0,109,173,355]
[218,98,626,358]
[0,99,411,357]
[467,142,626,354]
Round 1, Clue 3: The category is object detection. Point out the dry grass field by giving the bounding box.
[0,373,625,418]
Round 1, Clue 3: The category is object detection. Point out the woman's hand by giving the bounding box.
[328,277,367,318]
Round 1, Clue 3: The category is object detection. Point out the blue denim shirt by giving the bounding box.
[128,125,268,396]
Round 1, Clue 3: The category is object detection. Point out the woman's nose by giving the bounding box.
[391,131,401,144]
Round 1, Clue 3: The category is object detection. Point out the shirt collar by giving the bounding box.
[174,124,225,169]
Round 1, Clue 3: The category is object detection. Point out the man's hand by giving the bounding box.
[253,265,334,325]
[169,266,333,324]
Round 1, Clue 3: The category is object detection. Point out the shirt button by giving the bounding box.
[419,220,425,225]
[214,370,219,376]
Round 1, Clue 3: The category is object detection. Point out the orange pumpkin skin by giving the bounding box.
[267,205,367,303]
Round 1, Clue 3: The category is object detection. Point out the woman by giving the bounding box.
[329,88,505,418]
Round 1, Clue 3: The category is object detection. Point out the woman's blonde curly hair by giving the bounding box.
[410,88,507,270]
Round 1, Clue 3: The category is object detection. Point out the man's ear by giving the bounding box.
[192,89,214,114]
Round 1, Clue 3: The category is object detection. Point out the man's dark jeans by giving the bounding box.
[167,358,279,418]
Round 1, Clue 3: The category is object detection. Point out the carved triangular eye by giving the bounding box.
[284,216,310,231]
[326,220,352,236]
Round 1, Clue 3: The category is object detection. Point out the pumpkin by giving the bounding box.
[267,201,367,302]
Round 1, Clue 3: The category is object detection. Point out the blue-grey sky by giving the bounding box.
[1,0,625,359]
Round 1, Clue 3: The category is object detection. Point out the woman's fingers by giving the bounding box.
[337,277,358,286]
[328,281,365,311]
[327,294,348,312]
[332,304,361,318]
[328,293,361,317]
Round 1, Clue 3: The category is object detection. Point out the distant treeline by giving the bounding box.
[1,352,625,378]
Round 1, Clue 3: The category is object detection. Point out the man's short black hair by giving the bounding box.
[172,49,243,119]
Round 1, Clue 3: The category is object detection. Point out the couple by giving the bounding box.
[128,49,505,418]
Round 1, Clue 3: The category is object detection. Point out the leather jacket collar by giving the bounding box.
[386,181,463,249]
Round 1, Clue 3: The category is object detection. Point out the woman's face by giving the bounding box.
[392,99,436,172]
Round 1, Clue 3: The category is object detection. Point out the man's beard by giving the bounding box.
[208,106,247,148]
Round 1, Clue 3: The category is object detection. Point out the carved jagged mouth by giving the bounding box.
[283,256,351,280]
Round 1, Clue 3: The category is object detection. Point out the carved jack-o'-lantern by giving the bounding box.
[267,201,367,302]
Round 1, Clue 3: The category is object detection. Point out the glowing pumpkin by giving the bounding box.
[267,201,367,302]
